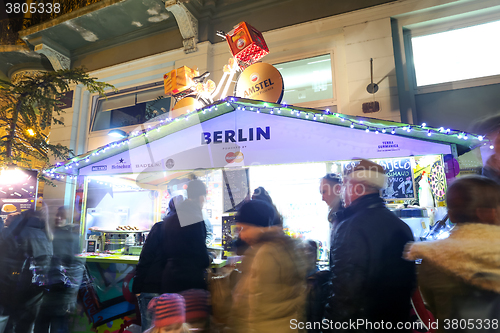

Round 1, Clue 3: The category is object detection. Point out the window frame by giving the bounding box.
[89,82,171,133]
[405,16,500,95]
[269,50,337,109]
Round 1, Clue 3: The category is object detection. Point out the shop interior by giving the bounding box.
[80,153,449,263]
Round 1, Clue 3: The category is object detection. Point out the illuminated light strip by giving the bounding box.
[43,102,486,173]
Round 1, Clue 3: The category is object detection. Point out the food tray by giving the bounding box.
[93,229,149,233]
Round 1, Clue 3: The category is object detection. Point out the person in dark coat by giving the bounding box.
[35,207,84,333]
[0,209,53,333]
[133,195,184,332]
[324,159,416,331]
[161,180,211,293]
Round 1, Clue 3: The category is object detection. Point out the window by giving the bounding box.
[92,86,171,132]
[275,54,333,104]
[412,20,500,87]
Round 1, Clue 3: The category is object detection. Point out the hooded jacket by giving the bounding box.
[160,199,210,293]
[133,220,166,294]
[405,223,500,332]
[325,194,416,330]
[227,228,308,333]
[133,196,189,294]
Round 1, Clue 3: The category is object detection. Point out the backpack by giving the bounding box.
[0,214,47,306]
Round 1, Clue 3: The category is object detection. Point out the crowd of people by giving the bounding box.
[133,155,500,333]
[2,145,500,332]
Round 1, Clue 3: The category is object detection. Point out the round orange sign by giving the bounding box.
[225,152,244,164]
[235,62,284,103]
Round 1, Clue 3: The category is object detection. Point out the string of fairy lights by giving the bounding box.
[43,97,491,181]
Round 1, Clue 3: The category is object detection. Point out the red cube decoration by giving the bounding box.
[225,22,269,69]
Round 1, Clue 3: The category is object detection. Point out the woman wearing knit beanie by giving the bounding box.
[226,200,308,333]
[179,289,211,332]
[145,293,190,333]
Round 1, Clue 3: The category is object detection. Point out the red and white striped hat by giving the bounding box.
[148,293,186,327]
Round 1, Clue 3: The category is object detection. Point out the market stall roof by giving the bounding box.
[44,97,487,179]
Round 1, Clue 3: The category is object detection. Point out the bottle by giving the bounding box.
[419,172,435,227]
[419,172,434,208]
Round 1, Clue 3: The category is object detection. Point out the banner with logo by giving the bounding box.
[0,169,38,220]
[78,110,452,176]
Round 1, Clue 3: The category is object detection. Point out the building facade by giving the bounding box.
[1,0,499,217]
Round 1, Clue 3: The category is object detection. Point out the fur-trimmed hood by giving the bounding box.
[405,223,500,293]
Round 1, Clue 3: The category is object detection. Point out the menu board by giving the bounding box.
[222,169,250,213]
[343,158,415,200]
[376,158,415,200]
[0,169,38,220]
[222,215,237,259]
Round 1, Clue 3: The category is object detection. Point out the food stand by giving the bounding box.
[44,96,486,331]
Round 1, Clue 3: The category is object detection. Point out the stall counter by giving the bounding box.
[78,253,227,268]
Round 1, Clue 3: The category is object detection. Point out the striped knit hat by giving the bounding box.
[148,293,186,328]
[179,289,210,323]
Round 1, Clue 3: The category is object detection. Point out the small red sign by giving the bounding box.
[225,152,244,164]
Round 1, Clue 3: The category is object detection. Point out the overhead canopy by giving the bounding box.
[45,97,486,178]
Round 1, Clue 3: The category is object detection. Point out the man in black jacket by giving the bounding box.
[161,179,210,293]
[133,178,210,331]
[325,159,415,332]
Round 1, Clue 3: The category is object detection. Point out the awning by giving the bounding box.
[44,97,487,179]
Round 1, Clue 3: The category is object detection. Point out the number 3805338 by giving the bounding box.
[6,2,60,14]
